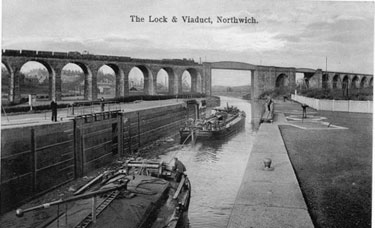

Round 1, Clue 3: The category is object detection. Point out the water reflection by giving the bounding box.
[160,96,257,228]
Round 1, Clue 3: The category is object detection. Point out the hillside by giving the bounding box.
[212,85,251,92]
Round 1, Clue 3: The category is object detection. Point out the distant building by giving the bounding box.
[97,82,115,94]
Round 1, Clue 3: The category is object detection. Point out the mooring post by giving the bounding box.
[263,158,274,171]
[191,129,195,144]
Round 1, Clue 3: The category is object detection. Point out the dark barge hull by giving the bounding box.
[180,114,245,142]
[211,115,245,139]
[12,160,191,228]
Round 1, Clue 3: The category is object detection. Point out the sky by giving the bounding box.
[2,0,374,86]
[212,69,251,86]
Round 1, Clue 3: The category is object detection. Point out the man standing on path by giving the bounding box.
[100,97,105,112]
[302,103,308,118]
[266,96,273,112]
[173,157,186,182]
[51,99,58,122]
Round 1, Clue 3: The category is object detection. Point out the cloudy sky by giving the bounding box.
[2,0,374,76]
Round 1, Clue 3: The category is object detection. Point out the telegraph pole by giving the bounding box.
[325,56,327,74]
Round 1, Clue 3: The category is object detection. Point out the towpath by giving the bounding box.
[1,98,186,128]
[228,99,372,227]
[227,100,315,228]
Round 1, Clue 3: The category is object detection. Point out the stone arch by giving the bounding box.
[275,73,289,88]
[61,63,85,100]
[156,67,174,94]
[156,68,168,94]
[1,61,12,77]
[295,73,304,88]
[332,74,340,89]
[97,64,124,98]
[181,70,192,92]
[369,77,373,87]
[18,60,55,100]
[128,65,153,95]
[296,72,313,89]
[181,68,198,92]
[129,67,144,93]
[351,75,359,89]
[360,77,367,88]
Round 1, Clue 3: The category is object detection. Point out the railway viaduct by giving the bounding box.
[2,49,373,103]
[1,50,206,103]
[203,62,373,99]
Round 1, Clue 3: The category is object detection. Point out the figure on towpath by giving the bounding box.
[266,96,274,112]
[173,157,186,182]
[302,103,309,118]
[100,97,105,112]
[51,99,58,122]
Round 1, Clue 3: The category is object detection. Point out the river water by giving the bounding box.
[160,96,257,228]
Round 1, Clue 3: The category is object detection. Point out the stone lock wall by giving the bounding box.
[0,102,199,214]
[1,122,74,214]
[122,104,189,154]
[73,112,123,176]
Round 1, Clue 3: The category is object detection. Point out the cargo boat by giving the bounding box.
[180,105,246,143]
[14,160,191,228]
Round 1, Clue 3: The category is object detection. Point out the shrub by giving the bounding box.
[259,87,295,99]
[299,88,373,101]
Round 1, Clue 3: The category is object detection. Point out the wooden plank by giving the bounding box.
[35,140,73,151]
[173,175,186,199]
[127,163,160,168]
[74,173,104,195]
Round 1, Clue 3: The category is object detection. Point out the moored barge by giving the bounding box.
[180,105,246,143]
[14,159,191,228]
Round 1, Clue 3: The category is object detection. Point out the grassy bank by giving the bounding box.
[279,111,372,228]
